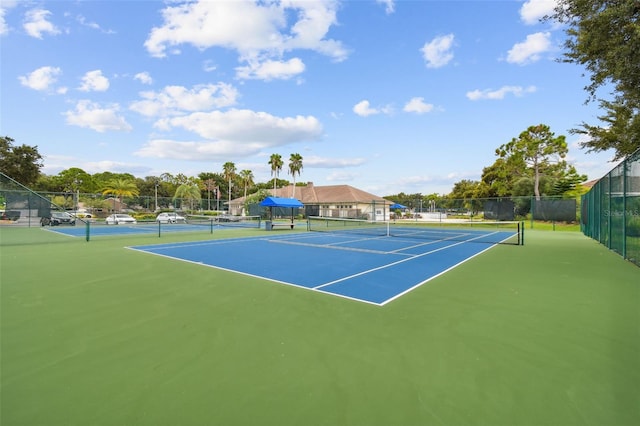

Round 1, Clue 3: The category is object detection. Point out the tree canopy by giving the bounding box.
[0,136,43,186]
[101,178,140,211]
[288,153,303,198]
[222,162,236,205]
[268,154,283,191]
[548,0,640,160]
[495,124,570,199]
[173,183,201,210]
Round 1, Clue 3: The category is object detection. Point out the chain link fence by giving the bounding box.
[581,148,640,267]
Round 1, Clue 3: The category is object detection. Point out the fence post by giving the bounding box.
[530,196,534,229]
[622,160,627,258]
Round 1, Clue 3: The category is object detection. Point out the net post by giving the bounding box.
[158,220,161,238]
[85,221,90,242]
[520,221,524,245]
[210,217,214,234]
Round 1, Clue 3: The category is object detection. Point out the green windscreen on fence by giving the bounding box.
[581,148,640,267]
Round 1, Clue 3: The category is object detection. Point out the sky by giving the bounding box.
[0,0,619,196]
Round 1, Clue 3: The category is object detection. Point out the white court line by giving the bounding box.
[268,237,413,256]
[314,231,500,290]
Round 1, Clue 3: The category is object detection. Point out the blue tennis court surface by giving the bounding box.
[129,230,513,305]
[42,221,264,237]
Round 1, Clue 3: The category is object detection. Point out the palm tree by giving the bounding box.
[173,183,201,211]
[222,162,236,210]
[239,169,254,216]
[203,179,216,211]
[288,153,303,198]
[101,178,139,212]
[239,169,254,199]
[269,154,283,193]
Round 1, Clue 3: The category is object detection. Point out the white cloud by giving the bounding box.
[520,0,557,25]
[353,100,393,117]
[135,124,330,162]
[154,109,323,147]
[18,66,62,91]
[235,57,305,80]
[134,72,153,85]
[376,0,395,15]
[76,14,115,34]
[304,156,366,168]
[326,171,360,182]
[353,100,377,117]
[64,100,132,132]
[506,32,552,65]
[203,60,217,72]
[135,139,261,160]
[23,8,60,39]
[84,160,150,175]
[130,83,239,117]
[466,85,537,101]
[421,34,455,68]
[79,70,110,92]
[144,0,347,80]
[0,1,18,35]
[403,97,434,114]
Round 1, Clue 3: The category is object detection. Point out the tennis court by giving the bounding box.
[1,224,639,426]
[43,214,263,238]
[130,219,523,305]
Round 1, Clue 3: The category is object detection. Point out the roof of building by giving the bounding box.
[231,182,390,205]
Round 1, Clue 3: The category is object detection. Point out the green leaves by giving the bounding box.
[0,136,43,186]
[549,0,640,159]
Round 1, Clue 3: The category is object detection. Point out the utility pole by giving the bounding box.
[154,181,159,212]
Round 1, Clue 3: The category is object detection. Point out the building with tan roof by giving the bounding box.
[229,182,391,220]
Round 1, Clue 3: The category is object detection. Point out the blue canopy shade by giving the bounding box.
[259,196,304,208]
[390,203,407,209]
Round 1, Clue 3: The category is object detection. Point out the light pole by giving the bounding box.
[73,178,82,211]
[154,181,159,212]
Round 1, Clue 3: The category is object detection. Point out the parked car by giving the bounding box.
[69,209,93,218]
[156,212,187,224]
[217,214,240,222]
[105,214,137,225]
[41,212,76,226]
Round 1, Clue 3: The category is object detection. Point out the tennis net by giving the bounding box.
[186,214,261,228]
[307,217,523,245]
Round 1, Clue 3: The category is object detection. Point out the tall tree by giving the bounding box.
[101,178,140,212]
[548,0,640,160]
[222,162,236,208]
[57,168,93,193]
[173,183,201,211]
[448,180,481,200]
[268,154,283,192]
[239,169,254,216]
[496,124,568,199]
[572,98,640,161]
[288,153,303,198]
[198,172,225,211]
[239,169,254,200]
[0,136,43,186]
[480,158,520,197]
[203,178,217,211]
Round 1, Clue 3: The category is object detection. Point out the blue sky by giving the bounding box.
[0,0,617,195]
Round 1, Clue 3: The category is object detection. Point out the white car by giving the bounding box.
[70,209,93,218]
[105,214,137,225]
[156,212,186,224]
